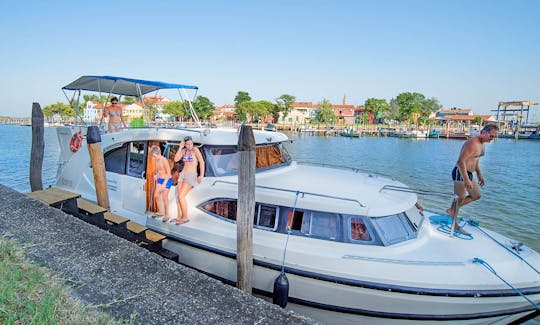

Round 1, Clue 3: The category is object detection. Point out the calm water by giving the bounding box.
[1,124,538,251]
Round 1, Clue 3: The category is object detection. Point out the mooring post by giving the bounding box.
[30,103,44,191]
[87,126,110,210]
[237,125,256,293]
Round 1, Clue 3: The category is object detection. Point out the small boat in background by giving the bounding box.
[264,123,277,132]
[340,127,360,137]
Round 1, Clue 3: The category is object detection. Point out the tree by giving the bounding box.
[236,101,272,122]
[314,99,336,125]
[275,94,296,121]
[121,96,137,105]
[192,96,215,120]
[385,99,402,124]
[234,91,251,108]
[393,92,426,122]
[42,102,75,119]
[420,97,442,118]
[162,101,186,121]
[143,98,158,121]
[364,98,389,124]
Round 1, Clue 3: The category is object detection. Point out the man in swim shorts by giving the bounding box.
[446,124,499,233]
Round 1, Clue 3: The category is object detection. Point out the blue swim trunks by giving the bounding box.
[157,177,173,189]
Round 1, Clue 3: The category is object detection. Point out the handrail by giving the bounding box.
[211,180,365,208]
[379,185,455,198]
[297,162,394,180]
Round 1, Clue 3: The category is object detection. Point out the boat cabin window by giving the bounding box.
[349,217,371,241]
[204,143,291,177]
[287,210,339,240]
[200,199,279,230]
[105,144,128,174]
[370,212,417,245]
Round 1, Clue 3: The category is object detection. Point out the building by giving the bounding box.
[144,96,172,121]
[213,104,237,121]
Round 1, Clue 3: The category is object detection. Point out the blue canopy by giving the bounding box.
[62,75,198,96]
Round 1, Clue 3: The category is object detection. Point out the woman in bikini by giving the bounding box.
[172,136,205,224]
[103,97,127,133]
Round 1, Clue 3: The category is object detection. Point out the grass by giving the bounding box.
[0,236,129,324]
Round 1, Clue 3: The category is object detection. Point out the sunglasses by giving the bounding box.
[184,136,192,141]
[111,101,118,104]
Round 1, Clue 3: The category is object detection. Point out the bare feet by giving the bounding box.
[162,216,169,222]
[454,226,469,235]
[446,208,455,217]
[171,218,190,225]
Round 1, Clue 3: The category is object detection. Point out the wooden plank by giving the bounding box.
[28,187,80,205]
[77,198,107,214]
[127,221,147,234]
[145,230,166,243]
[104,212,128,225]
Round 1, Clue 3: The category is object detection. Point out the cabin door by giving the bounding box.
[122,141,147,215]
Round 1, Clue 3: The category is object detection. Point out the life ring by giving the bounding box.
[70,132,83,152]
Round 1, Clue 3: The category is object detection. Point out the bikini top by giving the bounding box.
[109,111,121,117]
[182,148,195,162]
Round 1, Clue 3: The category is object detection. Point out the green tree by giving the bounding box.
[162,101,186,121]
[121,96,137,105]
[234,91,251,108]
[192,96,215,120]
[473,116,483,126]
[393,92,426,122]
[420,97,442,118]
[364,98,389,124]
[385,99,402,123]
[236,101,272,122]
[143,98,158,121]
[275,94,296,121]
[42,102,75,119]
[315,99,336,125]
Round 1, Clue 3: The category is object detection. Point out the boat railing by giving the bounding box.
[379,185,455,198]
[211,180,366,208]
[297,162,394,180]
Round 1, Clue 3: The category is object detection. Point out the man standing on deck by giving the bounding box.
[446,124,499,232]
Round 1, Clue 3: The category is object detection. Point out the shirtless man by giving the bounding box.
[446,124,499,232]
[172,136,205,224]
[149,145,172,220]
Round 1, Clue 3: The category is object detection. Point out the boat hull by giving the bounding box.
[158,231,540,324]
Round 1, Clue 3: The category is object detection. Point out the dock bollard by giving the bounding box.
[87,126,110,210]
[30,103,44,191]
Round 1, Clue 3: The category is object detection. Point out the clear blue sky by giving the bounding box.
[0,0,538,119]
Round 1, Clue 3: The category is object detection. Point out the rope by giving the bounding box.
[473,258,540,311]
[280,191,300,274]
[436,224,474,240]
[467,219,540,275]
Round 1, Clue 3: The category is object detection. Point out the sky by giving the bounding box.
[0,0,538,120]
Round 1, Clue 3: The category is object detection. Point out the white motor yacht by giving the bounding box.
[56,76,540,324]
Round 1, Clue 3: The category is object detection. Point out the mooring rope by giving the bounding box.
[280,191,300,274]
[473,258,540,311]
[467,219,540,275]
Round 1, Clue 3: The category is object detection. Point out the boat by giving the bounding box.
[340,127,360,137]
[264,123,277,132]
[428,129,441,138]
[55,76,540,324]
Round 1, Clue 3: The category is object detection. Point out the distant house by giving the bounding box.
[213,104,237,121]
[83,101,102,123]
[123,103,144,122]
[144,96,171,121]
[435,108,495,125]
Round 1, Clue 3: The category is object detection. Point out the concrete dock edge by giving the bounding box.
[0,184,316,324]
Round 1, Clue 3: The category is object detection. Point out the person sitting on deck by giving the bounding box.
[171,136,205,225]
[150,145,172,220]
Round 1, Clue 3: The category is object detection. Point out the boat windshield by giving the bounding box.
[204,143,291,176]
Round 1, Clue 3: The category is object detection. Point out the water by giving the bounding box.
[2,124,538,251]
[1,124,539,322]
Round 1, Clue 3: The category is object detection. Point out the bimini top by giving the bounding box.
[62,75,199,96]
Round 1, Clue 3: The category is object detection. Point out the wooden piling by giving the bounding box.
[236,125,256,293]
[86,126,110,210]
[30,103,44,191]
